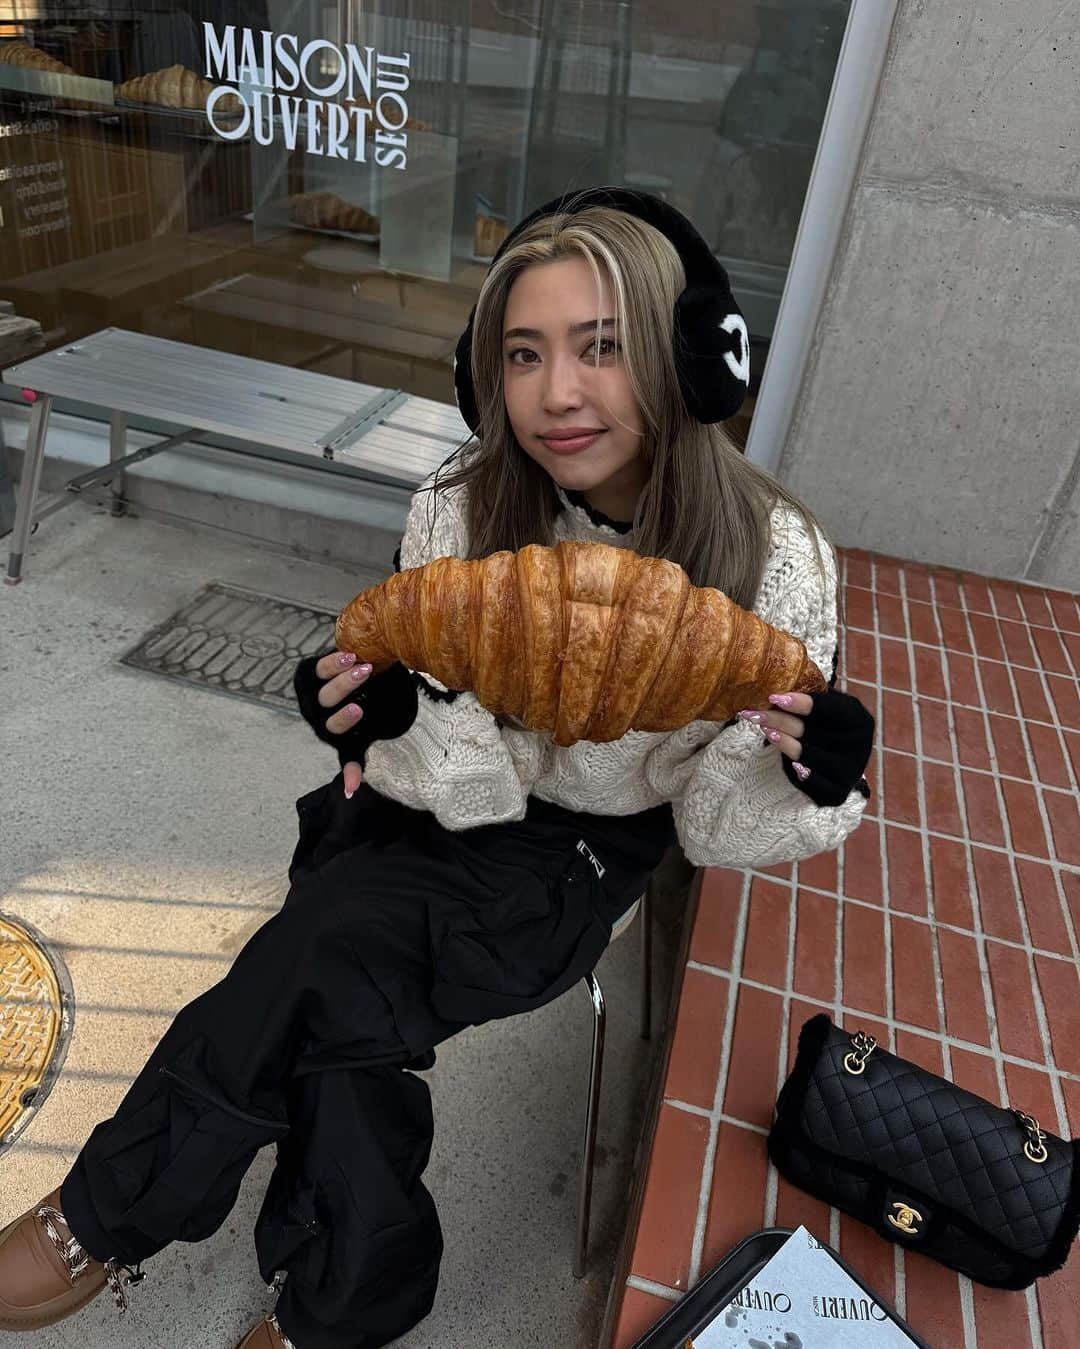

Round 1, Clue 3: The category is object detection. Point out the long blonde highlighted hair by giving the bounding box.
[426,194,840,623]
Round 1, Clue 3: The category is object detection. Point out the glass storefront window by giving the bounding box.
[0,1,850,439]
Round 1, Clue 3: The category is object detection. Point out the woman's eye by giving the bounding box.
[507,338,619,365]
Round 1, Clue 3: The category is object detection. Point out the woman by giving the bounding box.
[0,187,874,1349]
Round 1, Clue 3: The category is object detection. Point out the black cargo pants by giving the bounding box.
[59,775,667,1349]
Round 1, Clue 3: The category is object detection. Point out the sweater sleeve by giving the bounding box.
[359,470,535,830]
[645,508,871,870]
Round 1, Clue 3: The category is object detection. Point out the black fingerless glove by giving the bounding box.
[292,651,419,771]
[780,688,875,808]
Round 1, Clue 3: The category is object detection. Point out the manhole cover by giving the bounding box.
[0,913,73,1156]
[119,581,341,713]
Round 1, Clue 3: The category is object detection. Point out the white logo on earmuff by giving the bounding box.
[719,313,751,385]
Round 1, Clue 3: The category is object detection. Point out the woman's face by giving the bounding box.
[501,256,648,519]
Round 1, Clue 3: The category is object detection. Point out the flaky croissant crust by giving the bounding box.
[335,540,827,747]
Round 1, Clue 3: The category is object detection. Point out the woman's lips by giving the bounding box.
[541,431,604,454]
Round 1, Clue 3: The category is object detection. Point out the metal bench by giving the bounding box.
[2,326,469,585]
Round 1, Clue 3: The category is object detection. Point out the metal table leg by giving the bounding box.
[109,410,127,517]
[4,393,53,586]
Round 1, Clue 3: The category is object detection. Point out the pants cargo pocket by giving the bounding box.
[428,844,610,1025]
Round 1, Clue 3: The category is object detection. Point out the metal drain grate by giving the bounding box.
[0,913,73,1157]
[119,581,340,714]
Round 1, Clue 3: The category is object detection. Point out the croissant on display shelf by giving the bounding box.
[0,40,98,109]
[288,191,379,234]
[335,540,827,748]
[115,64,243,115]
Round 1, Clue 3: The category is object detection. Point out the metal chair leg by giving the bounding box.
[640,878,653,1041]
[575,971,606,1279]
[5,393,52,586]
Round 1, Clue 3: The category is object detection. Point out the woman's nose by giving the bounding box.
[541,351,585,406]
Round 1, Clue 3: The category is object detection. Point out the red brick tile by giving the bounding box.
[723,985,785,1129]
[970,844,1023,943]
[1001,777,1050,858]
[947,650,980,703]
[664,968,728,1110]
[968,611,1007,663]
[629,1104,710,1290]
[882,749,921,828]
[939,605,972,656]
[896,1028,945,1073]
[932,570,962,608]
[905,568,932,604]
[1036,1251,1080,1349]
[1063,728,1080,787]
[973,1281,1037,1349]
[1035,954,1080,1076]
[1043,788,1080,868]
[774,1174,831,1241]
[980,659,1019,718]
[904,1253,966,1349]
[987,710,1030,780]
[842,903,887,1017]
[842,817,884,905]
[1030,622,1071,675]
[1061,627,1080,669]
[1064,868,1080,940]
[875,557,902,596]
[793,889,837,1003]
[1062,1078,1080,1135]
[1018,586,1054,628]
[890,915,940,1033]
[917,695,952,762]
[1046,589,1080,633]
[1013,666,1053,723]
[701,1122,769,1272]
[846,628,877,684]
[758,858,795,881]
[689,868,741,970]
[961,769,1006,847]
[937,929,991,1046]
[787,999,827,1074]
[845,556,872,588]
[1025,719,1072,790]
[611,1286,674,1349]
[797,846,838,894]
[907,602,938,648]
[950,1046,1002,1102]
[1045,671,1080,728]
[960,572,993,615]
[929,833,974,930]
[986,943,1044,1063]
[989,581,1023,622]
[1003,1061,1057,1133]
[954,702,993,771]
[837,1213,895,1304]
[924,760,965,839]
[876,590,905,639]
[885,824,929,916]
[998,618,1038,668]
[913,645,947,700]
[844,584,874,631]
[879,637,911,690]
[1015,857,1071,955]
[881,687,916,756]
[741,878,790,990]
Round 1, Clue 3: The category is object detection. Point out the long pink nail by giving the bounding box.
[769,694,793,707]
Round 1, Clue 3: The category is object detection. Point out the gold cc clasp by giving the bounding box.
[887,1201,923,1236]
[843,1029,877,1075]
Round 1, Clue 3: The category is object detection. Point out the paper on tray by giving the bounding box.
[691,1225,919,1347]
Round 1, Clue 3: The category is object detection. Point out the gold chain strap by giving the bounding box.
[1014,1110,1049,1164]
[843,1030,877,1076]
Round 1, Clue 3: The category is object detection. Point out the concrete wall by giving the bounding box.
[777,0,1079,591]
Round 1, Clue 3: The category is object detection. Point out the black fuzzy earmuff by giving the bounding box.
[451,183,751,432]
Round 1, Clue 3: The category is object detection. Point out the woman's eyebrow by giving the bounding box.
[503,317,616,342]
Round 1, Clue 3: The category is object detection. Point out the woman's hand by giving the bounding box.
[737,689,876,807]
[737,691,812,777]
[314,650,373,798]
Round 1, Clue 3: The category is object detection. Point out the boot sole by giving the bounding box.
[0,1209,109,1331]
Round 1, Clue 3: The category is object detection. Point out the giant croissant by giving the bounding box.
[335,541,827,748]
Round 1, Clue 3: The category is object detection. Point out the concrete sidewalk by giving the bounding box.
[0,496,693,1349]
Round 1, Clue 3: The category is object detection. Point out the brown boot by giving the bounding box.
[0,1185,146,1331]
[235,1312,298,1348]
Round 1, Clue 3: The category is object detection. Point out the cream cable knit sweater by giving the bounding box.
[360,471,870,869]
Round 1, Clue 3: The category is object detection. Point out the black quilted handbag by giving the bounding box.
[767,1014,1080,1289]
